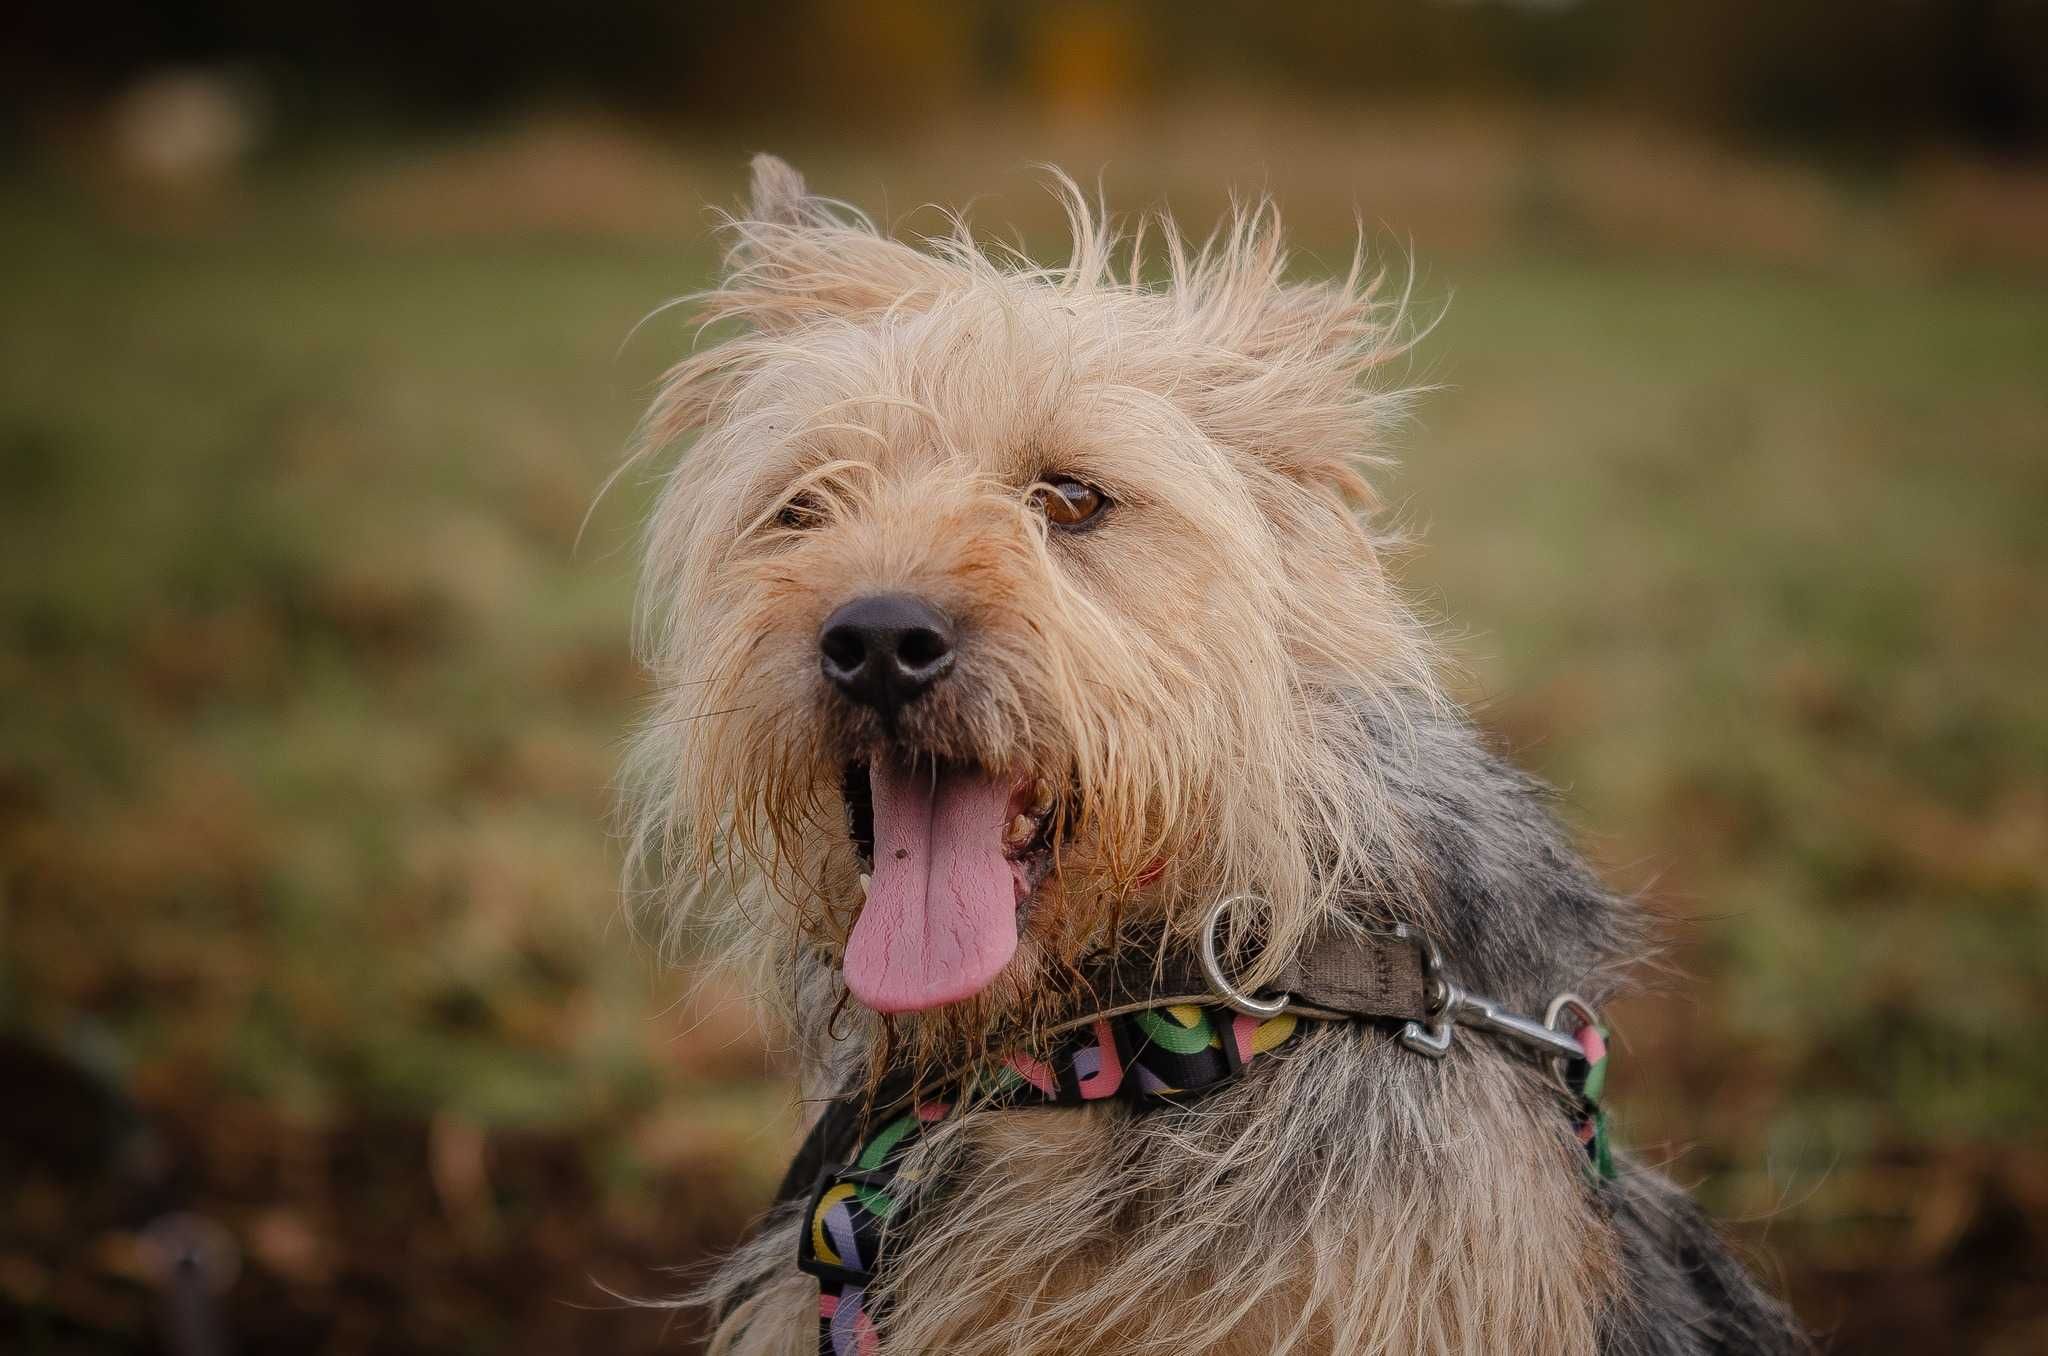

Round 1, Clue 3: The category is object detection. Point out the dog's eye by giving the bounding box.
[1030,477,1109,529]
[776,492,824,530]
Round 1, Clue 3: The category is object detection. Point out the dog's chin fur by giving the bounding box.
[622,158,1809,1354]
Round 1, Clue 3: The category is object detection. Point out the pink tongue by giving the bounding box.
[844,762,1019,1013]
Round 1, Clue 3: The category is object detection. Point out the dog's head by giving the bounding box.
[628,157,1432,1036]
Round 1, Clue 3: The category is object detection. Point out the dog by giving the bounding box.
[622,155,1809,1355]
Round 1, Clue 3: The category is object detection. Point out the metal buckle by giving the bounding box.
[1197,894,1290,1018]
[1385,923,1455,1056]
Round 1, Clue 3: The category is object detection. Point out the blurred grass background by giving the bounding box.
[3,3,2046,1353]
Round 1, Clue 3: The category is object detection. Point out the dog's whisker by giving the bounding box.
[641,704,760,731]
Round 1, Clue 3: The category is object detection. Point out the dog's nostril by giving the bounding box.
[819,594,956,711]
[896,625,949,672]
[819,626,868,675]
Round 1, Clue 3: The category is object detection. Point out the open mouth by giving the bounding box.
[843,761,1060,904]
[837,758,1065,1014]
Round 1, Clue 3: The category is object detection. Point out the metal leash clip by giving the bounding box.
[1198,901,1604,1084]
[1387,924,1599,1084]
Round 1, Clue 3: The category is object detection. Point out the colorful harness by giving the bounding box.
[783,905,1615,1356]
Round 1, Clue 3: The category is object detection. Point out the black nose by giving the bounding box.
[819,594,956,714]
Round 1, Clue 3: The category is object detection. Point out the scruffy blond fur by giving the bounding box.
[624,158,1806,1356]
[626,154,1436,991]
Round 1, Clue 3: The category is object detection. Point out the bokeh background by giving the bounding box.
[3,2,2044,1352]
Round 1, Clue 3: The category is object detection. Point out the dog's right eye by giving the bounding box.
[1030,476,1109,530]
[776,492,824,530]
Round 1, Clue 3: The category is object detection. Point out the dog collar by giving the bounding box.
[785,911,1613,1356]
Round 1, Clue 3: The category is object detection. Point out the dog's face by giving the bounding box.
[631,159,1427,1030]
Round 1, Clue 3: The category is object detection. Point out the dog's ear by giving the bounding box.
[1171,212,1414,511]
[746,153,810,226]
[638,157,957,450]
[709,155,955,335]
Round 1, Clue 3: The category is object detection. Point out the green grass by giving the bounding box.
[2,163,2043,1352]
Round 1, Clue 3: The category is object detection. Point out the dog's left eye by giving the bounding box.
[776,492,824,530]
[1030,477,1109,529]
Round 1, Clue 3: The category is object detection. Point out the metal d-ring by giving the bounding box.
[1197,894,1290,1018]
[1544,991,1603,1093]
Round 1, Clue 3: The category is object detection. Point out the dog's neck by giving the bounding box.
[1358,700,1638,1008]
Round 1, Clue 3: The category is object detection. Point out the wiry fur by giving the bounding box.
[624,157,1807,1354]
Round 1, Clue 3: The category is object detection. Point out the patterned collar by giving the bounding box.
[788,981,1612,1356]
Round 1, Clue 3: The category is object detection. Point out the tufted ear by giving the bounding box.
[708,154,958,335]
[1163,208,1416,510]
[634,157,954,452]
[745,153,810,226]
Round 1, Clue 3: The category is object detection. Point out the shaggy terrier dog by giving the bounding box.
[624,156,1808,1355]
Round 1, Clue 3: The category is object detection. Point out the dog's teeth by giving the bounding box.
[1005,814,1034,848]
[858,873,871,900]
[1030,779,1053,816]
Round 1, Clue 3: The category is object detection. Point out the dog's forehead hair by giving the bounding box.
[726,321,1261,523]
[733,421,1269,568]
